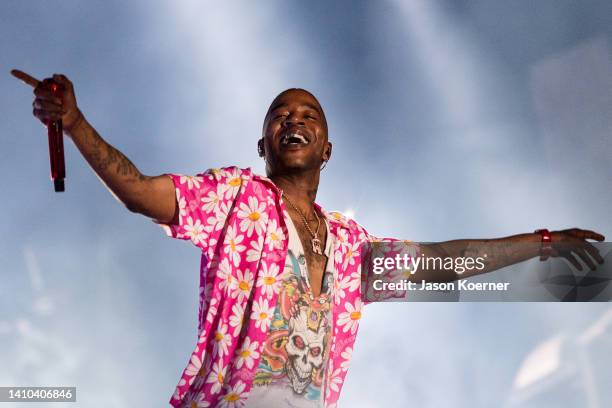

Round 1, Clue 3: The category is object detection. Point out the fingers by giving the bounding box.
[554,240,602,271]
[33,108,63,123]
[574,248,597,270]
[13,70,79,127]
[33,98,64,122]
[581,229,605,241]
[34,86,62,105]
[32,91,65,123]
[567,229,605,270]
[33,98,64,114]
[584,241,605,265]
[52,73,73,90]
[567,228,605,241]
[562,252,583,271]
[561,238,599,270]
[11,69,41,88]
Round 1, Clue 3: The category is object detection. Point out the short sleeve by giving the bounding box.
[361,230,422,305]
[153,169,228,252]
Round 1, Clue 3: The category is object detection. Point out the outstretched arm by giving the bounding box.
[12,69,177,224]
[416,228,605,283]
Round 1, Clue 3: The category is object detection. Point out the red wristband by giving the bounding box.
[535,229,553,261]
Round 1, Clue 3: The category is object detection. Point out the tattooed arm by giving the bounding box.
[11,69,177,224]
[66,114,177,222]
[418,229,604,283]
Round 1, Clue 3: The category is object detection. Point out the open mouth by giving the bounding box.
[280,132,310,146]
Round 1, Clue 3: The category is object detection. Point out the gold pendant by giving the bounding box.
[311,237,323,255]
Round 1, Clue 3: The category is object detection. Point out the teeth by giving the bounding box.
[282,133,308,145]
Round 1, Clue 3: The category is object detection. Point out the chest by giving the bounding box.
[288,214,329,298]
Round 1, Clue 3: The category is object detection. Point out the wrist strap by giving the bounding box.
[535,229,553,261]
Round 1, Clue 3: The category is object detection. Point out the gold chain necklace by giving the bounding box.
[282,192,323,255]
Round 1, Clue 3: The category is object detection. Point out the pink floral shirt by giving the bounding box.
[156,166,417,407]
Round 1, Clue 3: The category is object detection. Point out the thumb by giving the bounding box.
[52,73,74,92]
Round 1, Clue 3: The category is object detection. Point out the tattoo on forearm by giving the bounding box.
[463,240,526,273]
[82,125,146,183]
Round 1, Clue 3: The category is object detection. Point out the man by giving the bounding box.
[12,69,605,407]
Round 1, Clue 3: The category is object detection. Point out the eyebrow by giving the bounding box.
[270,102,322,115]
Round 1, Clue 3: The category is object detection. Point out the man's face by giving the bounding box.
[261,89,331,176]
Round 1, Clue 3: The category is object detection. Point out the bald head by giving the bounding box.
[263,88,328,136]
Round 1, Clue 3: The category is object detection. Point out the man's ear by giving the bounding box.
[258,138,265,157]
[323,141,332,162]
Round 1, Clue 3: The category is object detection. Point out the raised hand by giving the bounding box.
[551,228,606,270]
[11,69,83,133]
[10,69,177,222]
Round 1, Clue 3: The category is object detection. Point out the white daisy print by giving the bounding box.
[201,184,224,213]
[337,298,363,335]
[177,194,187,218]
[237,196,268,237]
[335,275,352,301]
[179,175,204,190]
[185,353,203,376]
[231,269,254,302]
[218,381,247,408]
[224,225,246,267]
[221,168,242,199]
[192,360,209,389]
[328,366,343,393]
[340,346,353,371]
[246,236,264,263]
[229,302,245,337]
[334,247,344,265]
[210,201,231,231]
[212,323,231,358]
[265,218,285,250]
[342,241,361,270]
[256,262,281,298]
[217,258,235,296]
[235,337,260,370]
[172,378,187,401]
[251,298,274,331]
[204,297,219,326]
[336,229,349,250]
[182,391,210,408]
[345,271,361,293]
[184,217,207,246]
[205,360,227,394]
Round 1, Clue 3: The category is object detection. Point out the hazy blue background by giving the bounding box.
[2,1,611,407]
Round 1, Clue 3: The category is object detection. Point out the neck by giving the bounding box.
[270,170,320,215]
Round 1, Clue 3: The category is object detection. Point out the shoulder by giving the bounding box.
[203,166,252,181]
[208,167,281,203]
[189,167,258,192]
[327,210,371,241]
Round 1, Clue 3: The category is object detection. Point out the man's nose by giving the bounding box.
[283,114,305,127]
